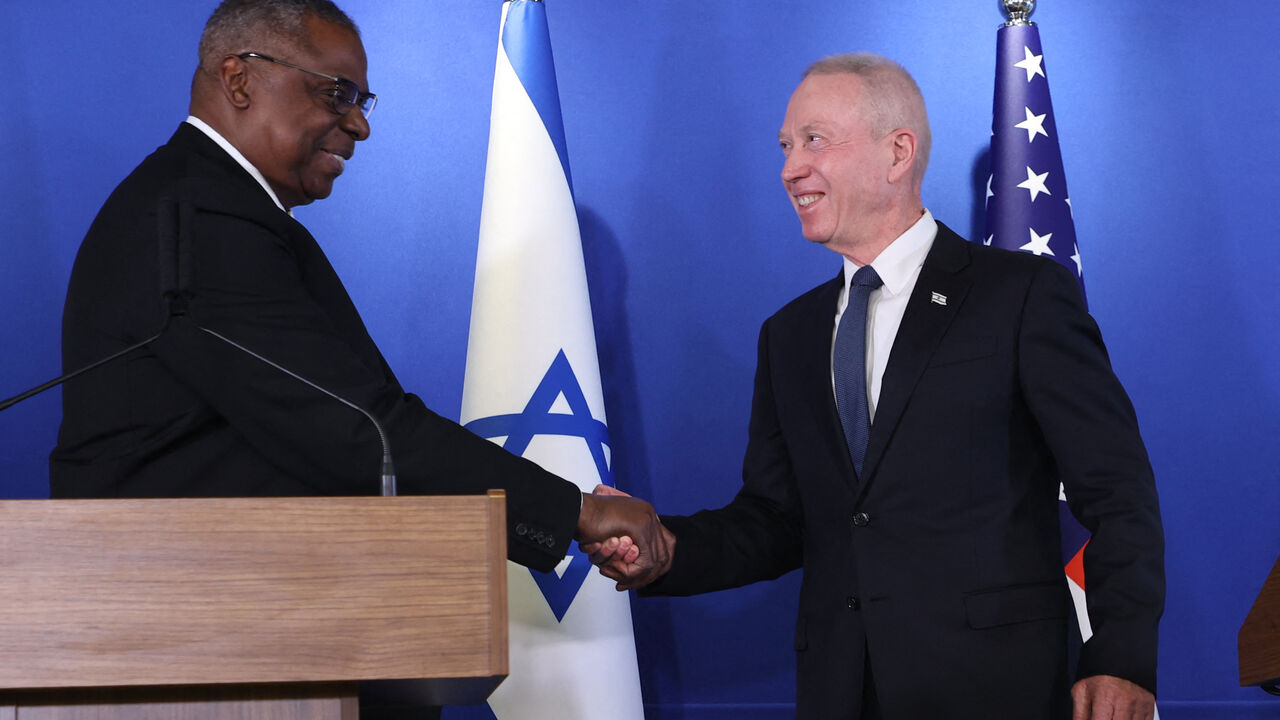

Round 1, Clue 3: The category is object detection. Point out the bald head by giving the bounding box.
[802,53,931,189]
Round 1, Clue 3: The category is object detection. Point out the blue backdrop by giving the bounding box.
[1,2,1277,718]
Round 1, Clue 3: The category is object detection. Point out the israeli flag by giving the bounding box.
[453,2,644,718]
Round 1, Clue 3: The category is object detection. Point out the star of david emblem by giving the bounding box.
[463,349,612,622]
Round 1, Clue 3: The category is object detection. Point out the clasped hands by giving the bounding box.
[576,485,673,590]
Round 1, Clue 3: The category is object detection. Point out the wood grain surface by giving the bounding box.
[1239,552,1280,687]
[0,493,508,691]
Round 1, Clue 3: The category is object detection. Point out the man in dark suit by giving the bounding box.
[51,0,670,578]
[589,54,1163,718]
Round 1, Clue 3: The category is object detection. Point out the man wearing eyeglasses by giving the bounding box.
[51,0,670,584]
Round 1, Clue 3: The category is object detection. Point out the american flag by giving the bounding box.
[983,18,1094,640]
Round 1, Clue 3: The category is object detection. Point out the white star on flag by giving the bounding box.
[983,26,1154,713]
[1015,107,1049,143]
[1014,46,1045,81]
[1020,227,1055,256]
[986,174,994,206]
[1017,166,1052,202]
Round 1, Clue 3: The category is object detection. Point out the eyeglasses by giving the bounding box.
[237,52,377,118]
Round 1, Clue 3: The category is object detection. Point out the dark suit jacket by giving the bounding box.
[50,123,580,571]
[647,223,1164,718]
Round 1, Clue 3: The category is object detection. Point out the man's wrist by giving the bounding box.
[575,491,595,540]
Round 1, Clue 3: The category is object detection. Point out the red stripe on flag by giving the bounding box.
[1065,538,1088,589]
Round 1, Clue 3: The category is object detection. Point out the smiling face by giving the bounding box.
[778,73,902,259]
[239,14,371,208]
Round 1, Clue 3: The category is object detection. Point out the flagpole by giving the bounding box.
[984,4,1161,716]
[452,1,645,717]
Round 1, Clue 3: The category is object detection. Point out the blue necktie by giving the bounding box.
[834,265,883,477]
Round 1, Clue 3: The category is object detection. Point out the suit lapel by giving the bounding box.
[788,273,858,485]
[859,225,973,493]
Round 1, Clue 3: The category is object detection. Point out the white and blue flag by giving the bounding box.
[452,2,644,718]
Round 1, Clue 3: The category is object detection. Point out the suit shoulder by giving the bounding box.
[965,240,1076,280]
[965,239,1050,271]
[766,274,840,327]
[937,238,1081,304]
[93,132,217,221]
[89,128,289,242]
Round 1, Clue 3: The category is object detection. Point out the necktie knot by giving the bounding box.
[851,264,883,290]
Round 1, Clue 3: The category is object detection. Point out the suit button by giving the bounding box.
[516,523,528,537]
[851,512,870,527]
[846,595,861,610]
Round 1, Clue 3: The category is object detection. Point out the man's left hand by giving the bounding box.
[1072,675,1155,720]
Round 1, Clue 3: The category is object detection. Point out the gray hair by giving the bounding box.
[803,53,932,181]
[198,0,359,71]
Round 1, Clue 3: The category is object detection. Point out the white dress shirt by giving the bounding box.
[185,115,290,215]
[832,209,938,423]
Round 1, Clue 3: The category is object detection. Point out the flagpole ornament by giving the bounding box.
[1001,0,1036,26]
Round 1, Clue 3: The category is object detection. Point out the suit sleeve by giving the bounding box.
[152,200,580,571]
[645,319,805,596]
[1017,260,1165,694]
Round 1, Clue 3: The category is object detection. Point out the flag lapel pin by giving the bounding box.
[930,291,947,306]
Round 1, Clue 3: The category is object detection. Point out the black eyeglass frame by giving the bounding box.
[236,52,377,118]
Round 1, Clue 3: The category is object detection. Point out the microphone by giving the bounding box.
[0,332,163,412]
[194,326,398,497]
[160,193,397,496]
[5,193,399,497]
[0,197,185,413]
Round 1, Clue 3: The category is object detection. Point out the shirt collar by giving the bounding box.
[841,209,937,297]
[184,115,291,215]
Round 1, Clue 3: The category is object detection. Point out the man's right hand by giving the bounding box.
[576,486,674,590]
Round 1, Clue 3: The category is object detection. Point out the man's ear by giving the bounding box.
[886,128,918,185]
[219,56,252,110]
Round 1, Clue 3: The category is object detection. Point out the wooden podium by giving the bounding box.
[1239,552,1280,694]
[0,493,510,718]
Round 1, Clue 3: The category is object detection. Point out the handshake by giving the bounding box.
[575,485,674,590]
